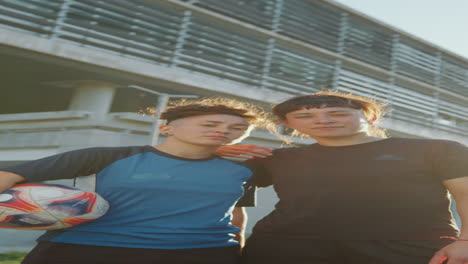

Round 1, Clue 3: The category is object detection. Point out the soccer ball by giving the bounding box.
[0,184,109,230]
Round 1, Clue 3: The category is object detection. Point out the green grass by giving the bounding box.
[0,252,28,264]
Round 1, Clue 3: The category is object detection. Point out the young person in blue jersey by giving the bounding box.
[0,98,270,264]
[217,91,468,264]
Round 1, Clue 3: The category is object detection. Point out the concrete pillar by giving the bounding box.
[68,83,116,120]
[67,83,116,193]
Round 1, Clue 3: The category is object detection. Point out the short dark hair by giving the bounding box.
[273,90,388,137]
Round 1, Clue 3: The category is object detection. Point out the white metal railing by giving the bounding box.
[0,111,154,135]
[0,111,90,122]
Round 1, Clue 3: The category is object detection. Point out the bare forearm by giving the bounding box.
[0,171,26,193]
[431,177,468,263]
[455,197,468,239]
[443,177,468,237]
[233,231,245,249]
[215,145,273,159]
[232,207,247,248]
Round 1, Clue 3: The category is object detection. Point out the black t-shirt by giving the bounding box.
[250,138,468,240]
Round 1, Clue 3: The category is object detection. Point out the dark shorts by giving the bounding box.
[241,234,452,264]
[22,242,240,264]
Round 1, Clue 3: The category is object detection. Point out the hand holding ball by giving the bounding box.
[0,184,109,230]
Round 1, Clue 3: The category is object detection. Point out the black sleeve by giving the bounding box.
[235,173,256,207]
[0,147,129,182]
[432,140,468,180]
[246,157,273,188]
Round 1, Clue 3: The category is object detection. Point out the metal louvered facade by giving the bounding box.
[1,0,466,137]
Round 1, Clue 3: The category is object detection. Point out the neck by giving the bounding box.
[153,139,218,159]
[314,133,384,147]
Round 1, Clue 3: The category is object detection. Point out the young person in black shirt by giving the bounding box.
[217,91,468,264]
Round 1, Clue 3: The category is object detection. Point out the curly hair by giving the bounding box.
[157,97,272,129]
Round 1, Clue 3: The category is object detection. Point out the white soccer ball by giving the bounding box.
[0,184,109,230]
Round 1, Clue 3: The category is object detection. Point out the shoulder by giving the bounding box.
[384,138,464,147]
[387,138,467,154]
[384,138,431,144]
[426,139,468,154]
[71,145,149,152]
[389,138,465,147]
[69,145,154,160]
[270,145,313,157]
[215,157,256,171]
[240,146,309,168]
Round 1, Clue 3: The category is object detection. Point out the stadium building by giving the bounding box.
[0,0,467,252]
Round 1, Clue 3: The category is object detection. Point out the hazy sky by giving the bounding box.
[332,0,468,59]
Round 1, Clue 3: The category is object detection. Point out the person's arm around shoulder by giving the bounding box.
[0,171,26,193]
[215,145,273,159]
[429,176,468,264]
[232,206,247,252]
